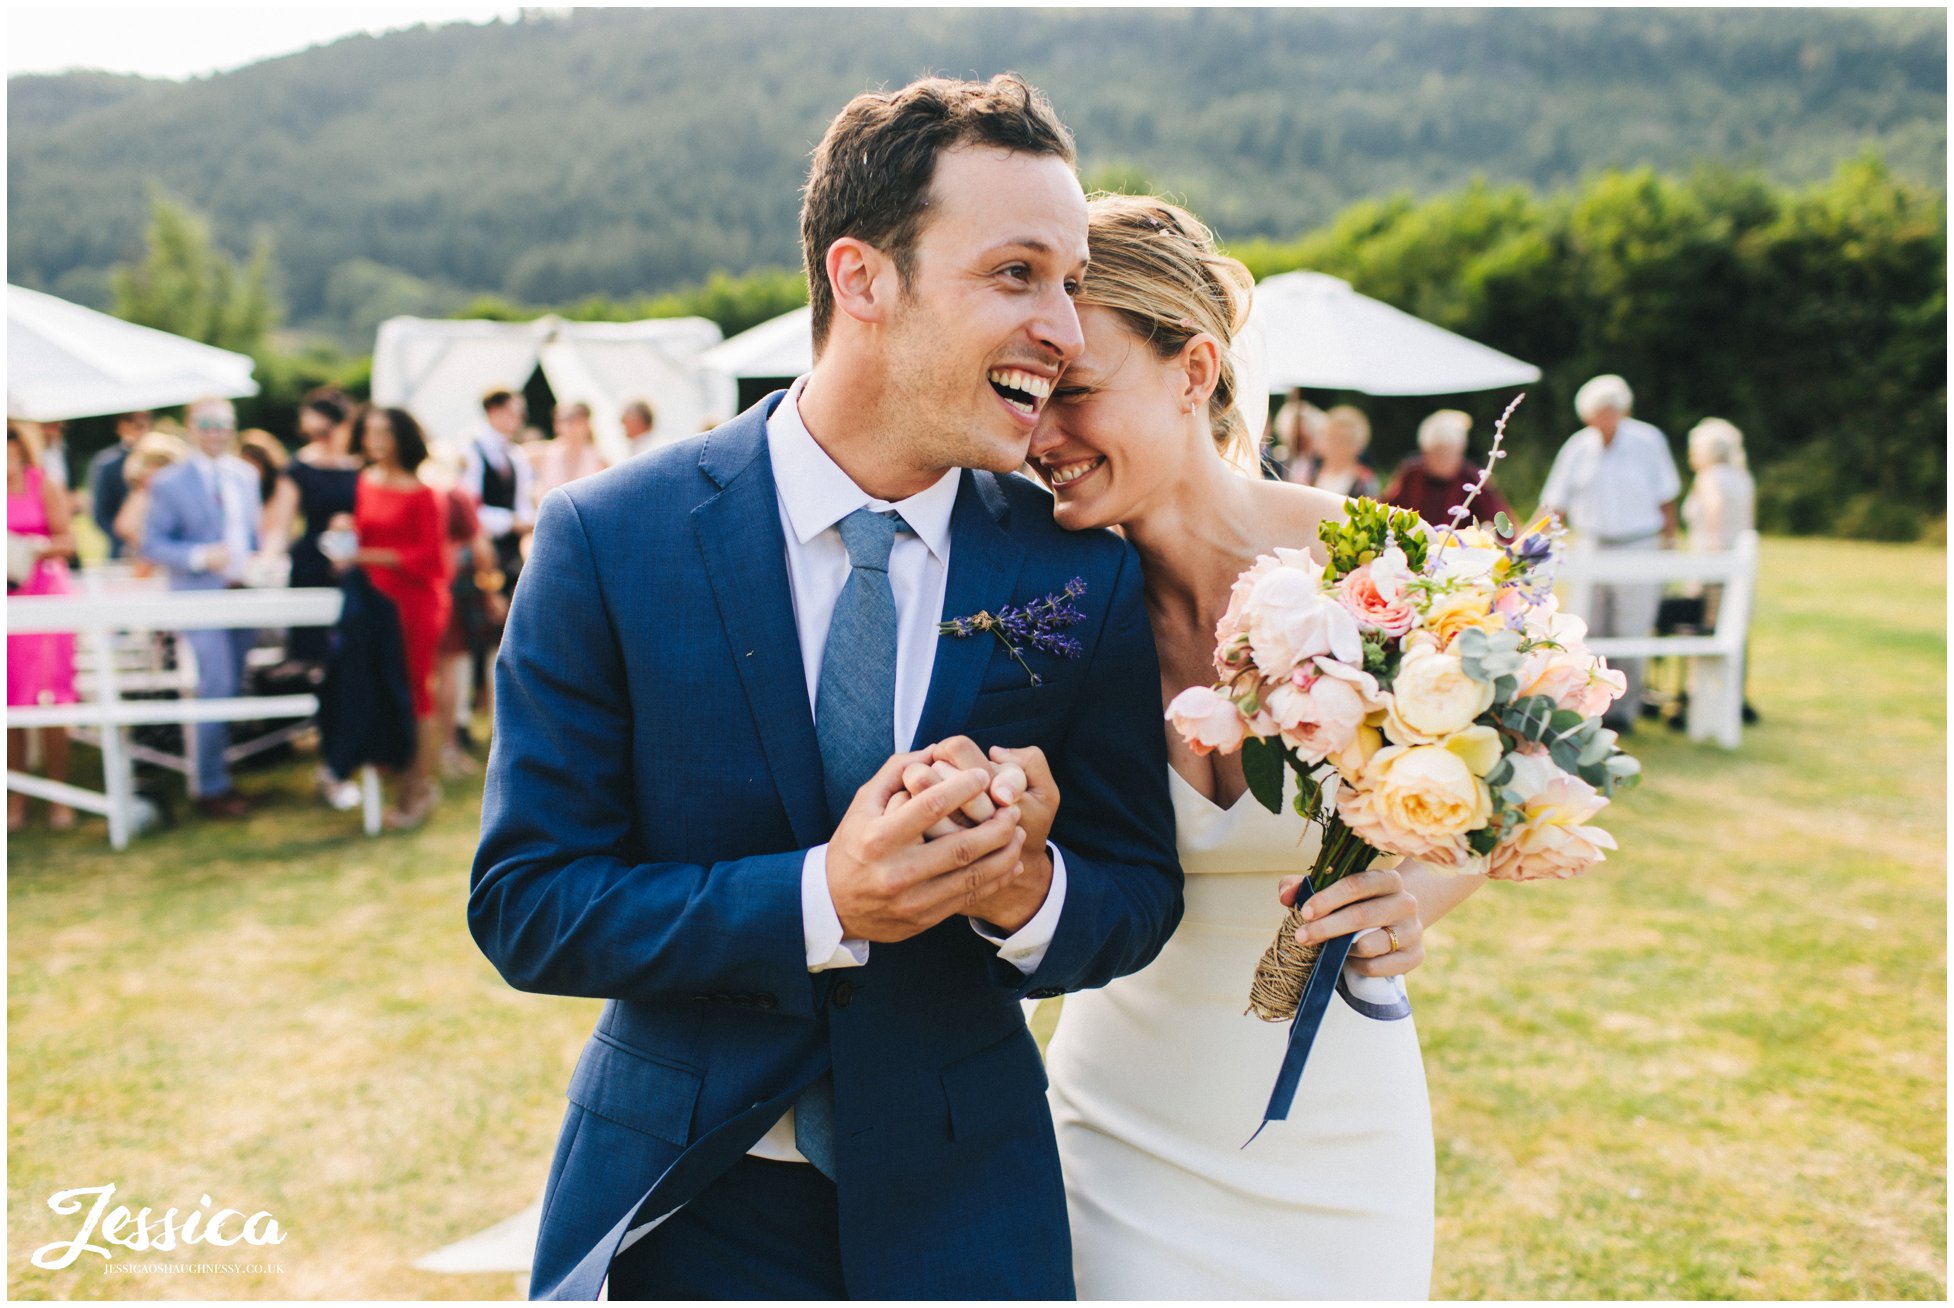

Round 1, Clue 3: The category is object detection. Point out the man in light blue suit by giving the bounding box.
[141,397,263,818]
[471,75,1182,1300]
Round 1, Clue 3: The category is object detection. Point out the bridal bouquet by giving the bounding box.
[1167,398,1640,1128]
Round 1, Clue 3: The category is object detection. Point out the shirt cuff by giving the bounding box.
[970,843,1067,975]
[802,844,869,972]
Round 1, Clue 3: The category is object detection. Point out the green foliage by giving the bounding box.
[109,190,280,357]
[8,8,1942,340]
[1255,159,1946,540]
[1318,497,1431,577]
[1239,736,1287,816]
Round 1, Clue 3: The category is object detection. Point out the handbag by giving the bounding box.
[7,533,41,588]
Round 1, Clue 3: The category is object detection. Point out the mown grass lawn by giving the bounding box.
[8,536,1944,1299]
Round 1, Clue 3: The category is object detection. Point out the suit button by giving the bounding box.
[832,982,854,1008]
[754,993,777,1010]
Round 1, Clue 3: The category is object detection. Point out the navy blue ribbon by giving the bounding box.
[1245,880,1357,1145]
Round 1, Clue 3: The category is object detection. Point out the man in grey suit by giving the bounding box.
[141,397,264,818]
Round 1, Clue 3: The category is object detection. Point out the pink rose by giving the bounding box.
[1337,565,1417,637]
[1166,685,1247,756]
[1516,646,1627,717]
[1485,751,1617,881]
[1243,567,1361,679]
[1265,658,1381,765]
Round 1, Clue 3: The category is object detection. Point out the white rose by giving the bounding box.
[1383,640,1496,744]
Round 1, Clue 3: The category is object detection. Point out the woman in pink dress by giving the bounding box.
[7,422,79,831]
[525,400,611,500]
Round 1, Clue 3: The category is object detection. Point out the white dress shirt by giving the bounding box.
[1538,416,1682,544]
[748,376,1068,1164]
[460,424,536,538]
[188,453,251,583]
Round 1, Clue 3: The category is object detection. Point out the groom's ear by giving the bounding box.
[826,237,901,330]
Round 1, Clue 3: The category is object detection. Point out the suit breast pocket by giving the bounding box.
[963,683,1054,733]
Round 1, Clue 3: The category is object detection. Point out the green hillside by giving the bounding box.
[8,8,1945,336]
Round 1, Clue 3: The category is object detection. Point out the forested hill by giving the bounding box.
[9,7,1945,333]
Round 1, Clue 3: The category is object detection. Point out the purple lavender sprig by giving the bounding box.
[939,577,1088,686]
[1432,392,1525,560]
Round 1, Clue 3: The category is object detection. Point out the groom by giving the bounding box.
[470,74,1181,1300]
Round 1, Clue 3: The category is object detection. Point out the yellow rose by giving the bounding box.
[1337,743,1493,860]
[1383,641,1496,744]
[1327,722,1385,785]
[1422,587,1508,650]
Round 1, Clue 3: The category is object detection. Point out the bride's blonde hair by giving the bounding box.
[1078,194,1258,474]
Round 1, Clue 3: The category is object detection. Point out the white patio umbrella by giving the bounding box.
[1249,271,1540,396]
[6,284,259,421]
[697,305,813,380]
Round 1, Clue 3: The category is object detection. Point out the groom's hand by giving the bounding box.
[905,737,1060,934]
[828,751,1028,943]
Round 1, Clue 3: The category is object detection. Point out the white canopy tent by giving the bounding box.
[7,284,259,422]
[697,304,814,383]
[370,315,735,464]
[1248,271,1540,397]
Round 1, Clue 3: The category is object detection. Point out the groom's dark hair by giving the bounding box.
[801,73,1076,354]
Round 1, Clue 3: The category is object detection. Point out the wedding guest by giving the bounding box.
[459,387,535,593]
[348,406,453,830]
[7,422,79,832]
[621,398,656,458]
[262,388,363,662]
[1305,404,1381,498]
[528,401,610,499]
[422,451,500,778]
[36,419,73,494]
[113,431,190,567]
[1682,416,1760,723]
[237,429,288,506]
[140,397,264,818]
[86,410,154,559]
[1537,373,1682,732]
[1267,388,1324,483]
[1382,408,1513,529]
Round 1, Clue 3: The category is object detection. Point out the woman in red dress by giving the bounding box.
[349,407,452,829]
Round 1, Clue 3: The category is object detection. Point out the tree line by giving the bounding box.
[97,148,1945,542]
[10,7,1943,343]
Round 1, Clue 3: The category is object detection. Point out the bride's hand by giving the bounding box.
[1277,865,1425,977]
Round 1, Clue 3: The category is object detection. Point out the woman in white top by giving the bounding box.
[1306,404,1382,499]
[1681,417,1759,722]
[1027,195,1481,1300]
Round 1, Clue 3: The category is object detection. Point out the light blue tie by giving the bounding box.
[798,507,905,1178]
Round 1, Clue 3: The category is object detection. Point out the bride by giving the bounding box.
[1028,196,1487,1300]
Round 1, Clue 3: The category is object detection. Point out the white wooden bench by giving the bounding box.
[7,587,381,848]
[1556,530,1759,749]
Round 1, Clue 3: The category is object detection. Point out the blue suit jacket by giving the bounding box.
[470,393,1182,1300]
[141,456,262,591]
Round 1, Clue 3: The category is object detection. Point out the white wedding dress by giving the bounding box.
[1045,767,1435,1299]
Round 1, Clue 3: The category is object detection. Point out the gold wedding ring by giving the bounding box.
[1385,926,1402,954]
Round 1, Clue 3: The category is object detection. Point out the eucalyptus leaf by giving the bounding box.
[1494,511,1514,538]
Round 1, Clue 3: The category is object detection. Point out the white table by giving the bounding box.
[7,586,382,847]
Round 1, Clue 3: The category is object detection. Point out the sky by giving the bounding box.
[6,5,526,81]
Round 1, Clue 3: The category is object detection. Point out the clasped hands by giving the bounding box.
[826,736,1058,944]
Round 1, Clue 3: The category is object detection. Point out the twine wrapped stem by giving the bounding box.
[1246,813,1384,1021]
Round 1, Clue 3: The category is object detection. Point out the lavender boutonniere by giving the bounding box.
[938,577,1088,686]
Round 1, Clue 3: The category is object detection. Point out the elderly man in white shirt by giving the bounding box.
[1537,373,1682,731]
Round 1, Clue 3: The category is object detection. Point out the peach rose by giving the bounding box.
[1422,586,1507,650]
[1337,564,1417,637]
[1485,750,1617,881]
[1166,685,1247,756]
[1516,645,1627,717]
[1382,636,1496,745]
[1337,741,1493,861]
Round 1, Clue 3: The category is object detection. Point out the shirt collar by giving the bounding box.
[765,375,958,564]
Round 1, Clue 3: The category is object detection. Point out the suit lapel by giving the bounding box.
[692,400,830,849]
[912,471,1026,750]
